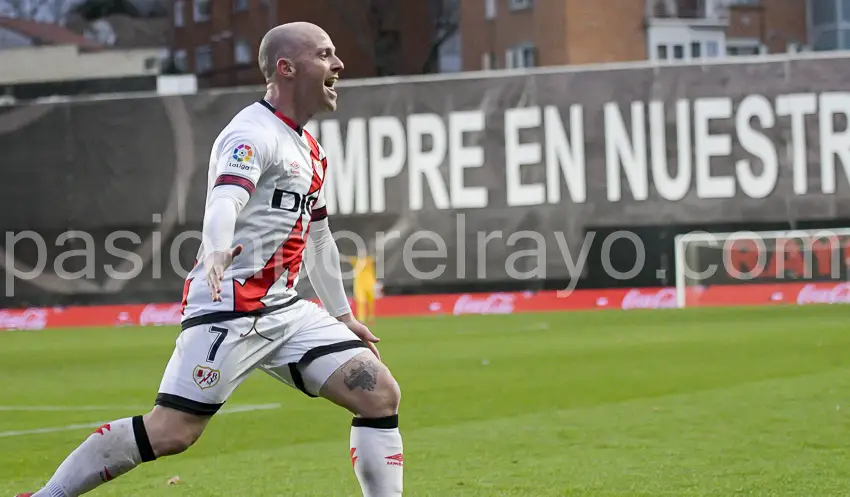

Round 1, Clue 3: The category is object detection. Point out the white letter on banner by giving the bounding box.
[605,101,648,201]
[408,113,450,211]
[449,110,488,209]
[776,93,816,195]
[694,97,734,199]
[818,92,850,194]
[649,100,692,201]
[545,105,586,204]
[320,119,369,215]
[369,116,407,213]
[505,107,545,206]
[735,94,778,199]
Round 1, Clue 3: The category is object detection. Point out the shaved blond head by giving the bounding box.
[258,22,329,82]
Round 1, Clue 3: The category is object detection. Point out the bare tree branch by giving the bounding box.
[1,0,78,23]
[46,0,71,23]
[326,0,376,67]
[421,0,459,73]
[5,0,40,19]
[323,0,458,76]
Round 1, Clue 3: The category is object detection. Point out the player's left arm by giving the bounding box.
[303,155,381,359]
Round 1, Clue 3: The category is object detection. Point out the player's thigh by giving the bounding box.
[156,316,281,416]
[260,300,371,400]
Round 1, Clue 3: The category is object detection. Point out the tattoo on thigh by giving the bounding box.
[343,359,378,391]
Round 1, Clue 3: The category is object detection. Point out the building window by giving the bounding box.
[508,0,533,12]
[174,0,185,27]
[727,39,761,55]
[234,39,252,65]
[438,31,461,72]
[173,49,188,72]
[652,38,722,61]
[234,0,249,12]
[194,0,211,22]
[485,0,496,19]
[811,0,836,26]
[195,44,212,73]
[506,44,536,68]
[690,41,701,58]
[813,29,839,50]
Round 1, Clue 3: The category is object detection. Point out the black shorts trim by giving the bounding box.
[155,393,222,416]
[180,296,301,331]
[290,340,369,398]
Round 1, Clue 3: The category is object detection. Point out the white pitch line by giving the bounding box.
[0,422,109,438]
[0,405,149,412]
[218,403,281,414]
[0,403,281,438]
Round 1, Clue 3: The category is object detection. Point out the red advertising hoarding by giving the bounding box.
[0,287,679,331]
[1,283,846,331]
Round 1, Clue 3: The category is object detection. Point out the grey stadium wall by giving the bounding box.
[2,52,850,308]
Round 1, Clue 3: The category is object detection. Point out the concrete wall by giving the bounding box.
[0,44,165,84]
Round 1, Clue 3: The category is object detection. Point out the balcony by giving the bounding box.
[647,0,729,25]
[645,0,729,62]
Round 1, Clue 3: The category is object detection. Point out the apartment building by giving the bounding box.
[170,0,449,87]
[460,0,810,71]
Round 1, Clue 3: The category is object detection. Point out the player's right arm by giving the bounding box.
[202,133,271,301]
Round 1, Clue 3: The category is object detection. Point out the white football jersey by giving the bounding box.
[180,100,328,325]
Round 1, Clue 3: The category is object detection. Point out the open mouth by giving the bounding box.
[324,77,337,95]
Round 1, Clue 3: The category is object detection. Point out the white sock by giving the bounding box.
[349,415,403,497]
[33,416,156,497]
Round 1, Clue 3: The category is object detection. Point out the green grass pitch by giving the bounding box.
[2,305,850,496]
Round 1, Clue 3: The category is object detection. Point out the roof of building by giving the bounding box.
[66,14,168,49]
[0,16,104,50]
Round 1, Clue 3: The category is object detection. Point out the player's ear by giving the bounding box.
[277,58,295,78]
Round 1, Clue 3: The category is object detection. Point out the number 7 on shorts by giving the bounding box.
[207,326,228,363]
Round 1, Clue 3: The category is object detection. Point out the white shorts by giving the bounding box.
[155,298,368,416]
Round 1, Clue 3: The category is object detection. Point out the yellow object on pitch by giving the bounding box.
[349,256,377,324]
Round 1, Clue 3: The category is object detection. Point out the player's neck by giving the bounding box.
[263,88,310,128]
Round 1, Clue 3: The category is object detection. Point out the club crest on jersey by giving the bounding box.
[193,365,221,389]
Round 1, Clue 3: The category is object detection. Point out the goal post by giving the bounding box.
[673,228,850,308]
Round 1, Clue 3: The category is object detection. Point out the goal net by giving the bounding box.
[673,228,850,308]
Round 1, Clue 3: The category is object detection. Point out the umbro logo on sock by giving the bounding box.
[385,453,403,467]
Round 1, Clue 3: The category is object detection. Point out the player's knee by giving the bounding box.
[156,425,203,457]
[358,369,401,418]
[143,406,208,457]
[384,374,402,412]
